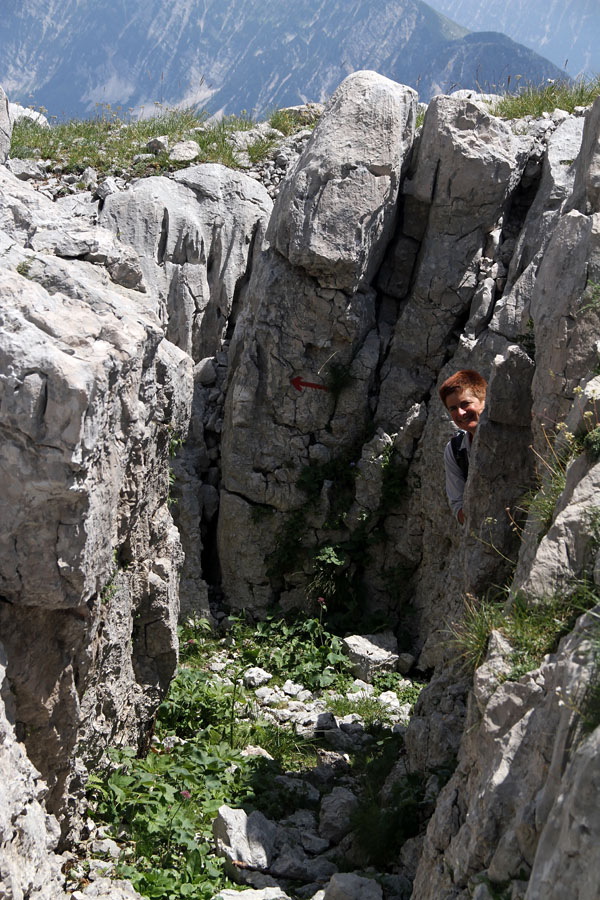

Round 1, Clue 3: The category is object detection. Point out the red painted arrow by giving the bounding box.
[291,375,328,393]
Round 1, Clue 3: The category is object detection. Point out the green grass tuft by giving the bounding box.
[492,75,600,119]
[449,581,600,676]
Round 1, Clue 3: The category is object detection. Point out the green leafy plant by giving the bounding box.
[156,668,234,740]
[582,424,600,460]
[349,736,427,867]
[228,612,352,691]
[88,741,250,899]
[324,360,354,400]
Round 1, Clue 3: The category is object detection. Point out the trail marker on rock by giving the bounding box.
[291,375,328,393]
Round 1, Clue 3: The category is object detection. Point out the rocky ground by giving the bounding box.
[62,623,425,900]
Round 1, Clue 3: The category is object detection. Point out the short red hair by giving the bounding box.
[439,370,487,407]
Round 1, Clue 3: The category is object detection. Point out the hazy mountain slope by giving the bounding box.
[0,0,567,118]
[427,0,599,76]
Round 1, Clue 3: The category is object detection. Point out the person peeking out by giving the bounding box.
[439,369,487,525]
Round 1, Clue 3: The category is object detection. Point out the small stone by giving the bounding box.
[274,774,320,804]
[244,667,273,688]
[147,135,169,153]
[323,872,382,900]
[397,652,415,674]
[91,837,121,859]
[342,632,399,682]
[95,177,121,200]
[378,691,402,709]
[169,140,200,162]
[319,787,359,843]
[81,166,98,187]
[255,685,282,704]
[195,357,218,385]
[7,159,45,181]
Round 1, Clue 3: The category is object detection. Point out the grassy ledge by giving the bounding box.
[10,103,319,180]
[449,580,600,680]
[491,74,600,119]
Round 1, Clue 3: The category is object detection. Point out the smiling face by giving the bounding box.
[444,388,485,436]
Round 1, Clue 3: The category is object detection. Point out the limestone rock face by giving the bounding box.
[377,95,530,425]
[3,67,600,900]
[525,727,600,900]
[0,170,193,834]
[0,643,67,900]
[412,612,600,900]
[99,164,272,617]
[569,94,600,216]
[268,71,417,292]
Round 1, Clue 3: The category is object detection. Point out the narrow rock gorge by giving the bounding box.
[1,71,599,900]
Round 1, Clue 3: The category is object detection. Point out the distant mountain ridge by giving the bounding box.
[0,0,567,119]
[428,0,599,77]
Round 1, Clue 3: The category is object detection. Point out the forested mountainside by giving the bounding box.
[429,0,599,76]
[0,0,566,119]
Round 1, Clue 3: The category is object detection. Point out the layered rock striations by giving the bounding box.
[1,69,600,899]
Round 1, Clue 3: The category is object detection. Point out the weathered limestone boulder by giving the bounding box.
[219,75,416,613]
[100,164,272,361]
[0,85,11,164]
[490,112,585,338]
[213,805,277,872]
[323,873,383,900]
[342,632,399,682]
[318,787,359,843]
[99,163,272,618]
[0,643,67,900]
[268,71,417,292]
[213,890,291,900]
[169,139,200,162]
[568,94,600,216]
[525,727,600,900]
[77,879,145,899]
[8,101,50,127]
